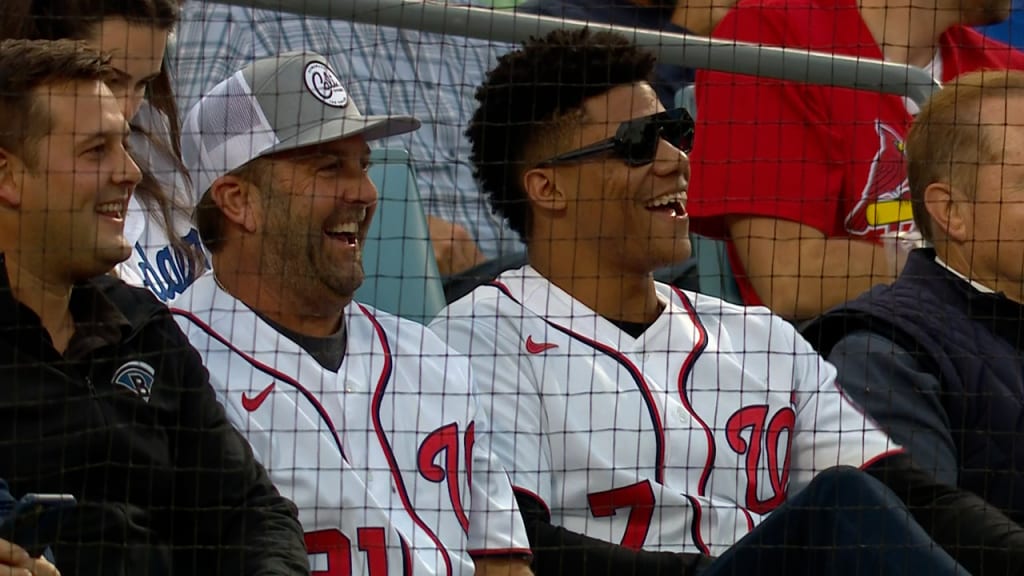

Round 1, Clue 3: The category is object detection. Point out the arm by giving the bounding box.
[827,331,958,485]
[788,321,900,490]
[171,329,309,575]
[727,217,897,320]
[866,453,1024,576]
[515,493,709,576]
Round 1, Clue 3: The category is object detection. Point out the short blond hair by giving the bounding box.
[907,69,1024,242]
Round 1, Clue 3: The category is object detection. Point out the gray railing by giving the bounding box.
[214,0,941,106]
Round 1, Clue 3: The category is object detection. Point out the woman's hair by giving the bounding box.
[1,0,203,275]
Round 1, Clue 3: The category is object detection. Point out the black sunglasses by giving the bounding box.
[537,107,695,168]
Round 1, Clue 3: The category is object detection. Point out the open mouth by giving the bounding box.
[644,192,688,218]
[323,207,368,246]
[324,221,360,246]
[95,200,128,220]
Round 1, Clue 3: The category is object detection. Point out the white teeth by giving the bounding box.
[325,207,367,235]
[96,202,125,217]
[644,192,686,209]
[326,222,359,235]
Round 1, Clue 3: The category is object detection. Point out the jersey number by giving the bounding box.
[304,528,390,576]
[726,405,796,515]
[587,480,656,549]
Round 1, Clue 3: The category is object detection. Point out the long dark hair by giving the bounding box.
[0,0,202,275]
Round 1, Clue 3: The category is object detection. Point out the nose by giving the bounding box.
[116,145,143,187]
[354,173,379,206]
[651,137,690,181]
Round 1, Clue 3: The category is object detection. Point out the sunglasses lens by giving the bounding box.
[615,112,694,166]
[660,117,695,154]
[615,121,661,166]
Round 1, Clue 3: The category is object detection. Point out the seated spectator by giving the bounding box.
[431,28,1024,575]
[804,69,1024,524]
[171,52,533,576]
[688,0,1024,320]
[171,1,521,277]
[0,39,307,575]
[1,0,207,303]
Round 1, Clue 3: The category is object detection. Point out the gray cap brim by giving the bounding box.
[264,114,422,156]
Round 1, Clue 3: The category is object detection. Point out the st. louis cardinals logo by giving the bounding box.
[845,121,916,237]
[726,405,795,515]
[417,422,473,534]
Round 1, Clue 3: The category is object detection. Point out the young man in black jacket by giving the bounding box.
[0,38,309,575]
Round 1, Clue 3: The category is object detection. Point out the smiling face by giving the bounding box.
[3,79,141,282]
[250,135,377,301]
[538,82,691,274]
[85,18,168,121]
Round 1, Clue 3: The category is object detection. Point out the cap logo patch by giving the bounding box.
[304,61,348,108]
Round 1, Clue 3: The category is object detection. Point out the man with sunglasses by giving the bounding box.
[432,28,1024,576]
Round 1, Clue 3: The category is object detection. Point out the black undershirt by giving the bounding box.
[606,318,656,339]
[257,313,347,372]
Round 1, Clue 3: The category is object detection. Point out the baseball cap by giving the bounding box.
[182,51,421,201]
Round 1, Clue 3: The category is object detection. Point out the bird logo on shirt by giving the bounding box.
[845,121,916,237]
[111,361,155,402]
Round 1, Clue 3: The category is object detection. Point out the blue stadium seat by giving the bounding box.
[357,149,446,325]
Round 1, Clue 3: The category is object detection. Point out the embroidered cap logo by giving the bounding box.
[303,61,348,108]
[112,360,155,402]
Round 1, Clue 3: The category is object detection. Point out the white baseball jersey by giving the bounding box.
[117,102,208,303]
[171,274,530,576]
[430,265,897,557]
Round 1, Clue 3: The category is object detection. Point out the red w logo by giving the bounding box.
[845,121,915,236]
[726,405,796,515]
[417,423,471,534]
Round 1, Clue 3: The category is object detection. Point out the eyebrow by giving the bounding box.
[75,123,131,148]
[111,67,161,85]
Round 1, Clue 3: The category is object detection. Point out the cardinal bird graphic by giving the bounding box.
[845,121,915,236]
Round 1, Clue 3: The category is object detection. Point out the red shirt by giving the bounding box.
[688,0,1024,305]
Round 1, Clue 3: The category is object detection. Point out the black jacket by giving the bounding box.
[0,255,309,575]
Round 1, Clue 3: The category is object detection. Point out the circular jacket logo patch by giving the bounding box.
[112,360,155,402]
[303,61,348,108]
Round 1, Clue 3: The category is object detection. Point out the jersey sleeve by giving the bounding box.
[689,4,841,236]
[431,306,554,512]
[466,395,533,558]
[786,319,899,491]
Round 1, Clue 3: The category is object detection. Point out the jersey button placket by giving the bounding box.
[676,406,690,424]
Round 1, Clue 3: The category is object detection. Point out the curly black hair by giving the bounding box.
[466,28,656,243]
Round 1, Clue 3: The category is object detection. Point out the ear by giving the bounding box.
[523,167,567,213]
[0,149,23,208]
[923,181,969,243]
[209,174,260,234]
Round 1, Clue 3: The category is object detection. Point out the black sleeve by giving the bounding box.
[828,331,959,485]
[866,453,1024,576]
[514,491,710,576]
[170,324,310,575]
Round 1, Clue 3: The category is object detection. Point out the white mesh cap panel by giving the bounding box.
[181,70,280,201]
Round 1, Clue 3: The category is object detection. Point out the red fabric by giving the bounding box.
[688,0,1024,305]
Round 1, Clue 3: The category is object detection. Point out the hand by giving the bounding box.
[427,216,488,276]
[0,539,60,576]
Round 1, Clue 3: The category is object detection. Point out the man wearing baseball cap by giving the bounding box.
[171,52,533,576]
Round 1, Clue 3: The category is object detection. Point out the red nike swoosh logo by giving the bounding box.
[241,383,276,412]
[525,335,558,354]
